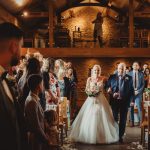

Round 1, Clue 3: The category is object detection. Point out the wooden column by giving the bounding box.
[129,0,134,48]
[49,0,54,48]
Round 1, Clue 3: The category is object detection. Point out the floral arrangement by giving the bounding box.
[144,88,150,94]
[85,84,100,97]
[144,88,150,101]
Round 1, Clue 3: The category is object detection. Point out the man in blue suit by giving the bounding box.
[107,63,134,143]
[129,62,145,126]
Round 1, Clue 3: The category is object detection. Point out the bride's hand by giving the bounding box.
[107,87,112,94]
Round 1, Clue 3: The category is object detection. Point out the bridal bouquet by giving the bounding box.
[85,85,100,97]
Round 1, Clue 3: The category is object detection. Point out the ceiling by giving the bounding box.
[0,0,149,31]
[0,0,149,14]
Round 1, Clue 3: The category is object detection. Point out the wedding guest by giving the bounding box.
[66,68,78,118]
[54,59,64,76]
[92,12,103,47]
[113,62,120,74]
[67,62,78,83]
[57,68,71,100]
[42,58,59,107]
[125,67,130,75]
[0,22,23,150]
[129,62,145,126]
[18,57,41,110]
[129,66,133,72]
[142,63,149,73]
[144,68,150,88]
[44,110,59,150]
[25,74,49,150]
[16,56,27,83]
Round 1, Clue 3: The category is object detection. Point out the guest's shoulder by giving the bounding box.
[25,96,37,107]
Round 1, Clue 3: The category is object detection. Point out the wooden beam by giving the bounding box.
[49,1,54,48]
[21,48,150,58]
[129,0,134,48]
[134,12,150,18]
[21,12,48,18]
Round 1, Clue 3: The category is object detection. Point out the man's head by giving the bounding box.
[27,74,43,93]
[132,62,140,71]
[117,63,126,76]
[0,22,23,67]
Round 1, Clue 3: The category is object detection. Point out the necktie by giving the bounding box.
[118,75,122,99]
[135,72,137,89]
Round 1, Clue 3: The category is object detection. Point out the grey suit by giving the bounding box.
[25,92,48,150]
[128,71,145,122]
[0,77,21,150]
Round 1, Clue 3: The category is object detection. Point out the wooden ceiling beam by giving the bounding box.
[134,12,150,18]
[21,12,49,18]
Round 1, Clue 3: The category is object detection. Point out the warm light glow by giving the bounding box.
[22,11,29,17]
[15,0,25,6]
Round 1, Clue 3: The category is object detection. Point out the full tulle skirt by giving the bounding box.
[70,93,119,144]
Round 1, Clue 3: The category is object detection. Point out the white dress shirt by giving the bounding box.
[133,70,139,90]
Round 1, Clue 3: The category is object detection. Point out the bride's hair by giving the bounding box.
[91,64,101,77]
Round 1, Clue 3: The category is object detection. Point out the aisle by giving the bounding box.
[62,127,145,150]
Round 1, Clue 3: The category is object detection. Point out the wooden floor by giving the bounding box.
[63,127,147,150]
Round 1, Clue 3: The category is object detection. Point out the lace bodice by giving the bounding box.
[86,77,104,93]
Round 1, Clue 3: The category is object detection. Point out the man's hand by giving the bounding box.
[113,92,119,99]
[135,91,139,96]
[130,102,135,107]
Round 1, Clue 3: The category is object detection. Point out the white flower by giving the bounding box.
[125,77,129,80]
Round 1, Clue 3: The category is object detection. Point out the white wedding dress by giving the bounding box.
[70,78,119,144]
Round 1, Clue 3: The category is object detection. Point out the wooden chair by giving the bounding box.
[141,101,148,147]
[148,106,150,149]
[57,97,69,145]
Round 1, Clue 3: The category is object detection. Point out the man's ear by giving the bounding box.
[9,40,17,55]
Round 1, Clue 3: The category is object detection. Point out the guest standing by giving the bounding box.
[25,74,49,150]
[129,62,145,126]
[0,22,23,150]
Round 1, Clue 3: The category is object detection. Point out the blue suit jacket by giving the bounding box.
[107,74,134,106]
[128,71,145,96]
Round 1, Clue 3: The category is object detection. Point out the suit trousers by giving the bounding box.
[111,98,128,139]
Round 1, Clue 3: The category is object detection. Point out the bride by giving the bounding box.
[70,64,119,144]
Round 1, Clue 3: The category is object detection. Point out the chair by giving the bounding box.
[148,106,150,149]
[58,97,69,145]
[141,101,148,147]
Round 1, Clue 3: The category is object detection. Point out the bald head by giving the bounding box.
[117,63,126,75]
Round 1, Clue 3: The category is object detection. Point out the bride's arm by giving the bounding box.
[85,77,91,92]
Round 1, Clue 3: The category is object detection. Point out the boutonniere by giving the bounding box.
[6,74,16,81]
[125,76,129,81]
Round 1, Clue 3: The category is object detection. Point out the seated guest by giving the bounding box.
[44,110,59,150]
[25,74,49,150]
